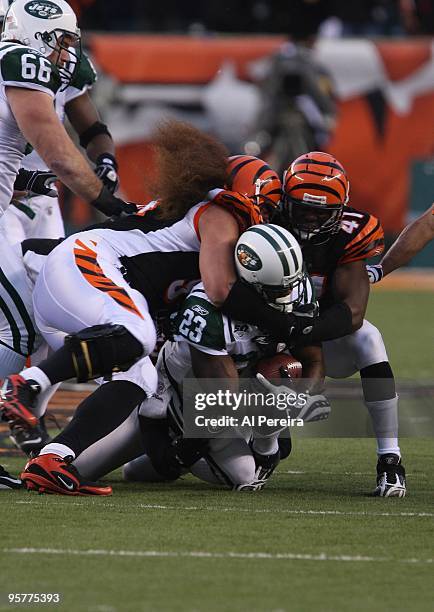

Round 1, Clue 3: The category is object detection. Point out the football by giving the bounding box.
[256,353,303,380]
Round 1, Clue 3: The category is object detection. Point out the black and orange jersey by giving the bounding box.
[274,206,384,308]
[207,188,262,233]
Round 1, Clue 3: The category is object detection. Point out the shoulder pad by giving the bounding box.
[1,46,61,94]
[338,208,384,264]
[173,290,226,351]
[69,51,97,91]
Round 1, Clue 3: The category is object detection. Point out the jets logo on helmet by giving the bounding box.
[282,151,350,245]
[235,224,310,313]
[227,155,281,220]
[236,244,262,271]
[25,1,63,19]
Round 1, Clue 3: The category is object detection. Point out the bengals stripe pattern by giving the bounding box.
[73,239,144,319]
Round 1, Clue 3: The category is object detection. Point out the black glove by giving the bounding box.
[91,185,137,217]
[94,153,119,194]
[14,168,58,197]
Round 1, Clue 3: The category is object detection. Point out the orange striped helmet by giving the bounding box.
[226,155,281,221]
[282,151,350,244]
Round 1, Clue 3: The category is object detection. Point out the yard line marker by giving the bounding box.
[14,500,434,518]
[2,547,432,565]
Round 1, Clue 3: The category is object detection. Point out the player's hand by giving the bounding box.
[91,186,137,217]
[255,372,297,400]
[94,153,119,194]
[291,392,331,422]
[14,169,58,197]
[366,264,384,284]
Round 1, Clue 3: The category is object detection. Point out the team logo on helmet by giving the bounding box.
[25,1,63,19]
[236,244,262,271]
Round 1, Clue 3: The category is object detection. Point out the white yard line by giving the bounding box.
[2,547,432,565]
[14,500,434,518]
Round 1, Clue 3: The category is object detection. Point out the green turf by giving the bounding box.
[0,290,432,611]
[1,438,433,612]
[365,291,434,379]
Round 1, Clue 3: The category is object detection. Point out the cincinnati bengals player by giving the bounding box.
[273,151,406,498]
[2,135,303,495]
[367,202,434,282]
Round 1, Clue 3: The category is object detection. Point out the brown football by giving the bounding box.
[256,353,303,380]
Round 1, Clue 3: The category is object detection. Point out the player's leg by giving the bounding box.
[192,437,258,489]
[323,320,405,497]
[72,409,144,481]
[12,235,157,494]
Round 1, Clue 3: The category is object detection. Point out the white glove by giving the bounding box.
[291,392,331,422]
[366,264,384,284]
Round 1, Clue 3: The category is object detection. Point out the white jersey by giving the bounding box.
[171,279,315,370]
[0,42,61,214]
[22,51,97,172]
[85,202,207,317]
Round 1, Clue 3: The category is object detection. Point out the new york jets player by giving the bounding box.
[71,225,329,491]
[0,0,130,219]
[0,0,119,242]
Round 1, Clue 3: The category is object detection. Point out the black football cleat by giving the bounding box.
[373,453,406,498]
[9,419,51,457]
[0,465,22,490]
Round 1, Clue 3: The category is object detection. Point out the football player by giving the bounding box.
[4,128,303,495]
[272,151,406,497]
[367,202,434,283]
[0,0,129,219]
[0,0,119,243]
[71,224,328,491]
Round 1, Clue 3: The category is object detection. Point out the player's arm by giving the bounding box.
[291,344,325,394]
[198,205,239,306]
[7,87,101,200]
[190,347,239,380]
[66,92,119,193]
[380,204,434,276]
[7,88,129,216]
[331,260,369,331]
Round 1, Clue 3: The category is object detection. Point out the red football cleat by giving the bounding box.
[21,453,112,496]
[0,375,38,428]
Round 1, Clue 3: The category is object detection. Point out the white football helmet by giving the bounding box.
[1,0,80,83]
[0,1,13,21]
[235,224,309,313]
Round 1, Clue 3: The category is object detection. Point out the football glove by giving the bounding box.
[366,264,384,284]
[255,374,330,423]
[91,186,137,217]
[14,169,58,197]
[94,153,119,194]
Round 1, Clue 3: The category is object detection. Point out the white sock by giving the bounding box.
[22,367,51,393]
[365,396,401,457]
[39,443,75,460]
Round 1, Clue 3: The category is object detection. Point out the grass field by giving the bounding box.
[0,290,433,612]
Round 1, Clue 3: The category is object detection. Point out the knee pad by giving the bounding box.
[360,361,396,401]
[64,324,143,383]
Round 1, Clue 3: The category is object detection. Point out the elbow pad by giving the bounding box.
[79,121,112,149]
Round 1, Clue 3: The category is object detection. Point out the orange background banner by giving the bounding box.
[70,35,434,234]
